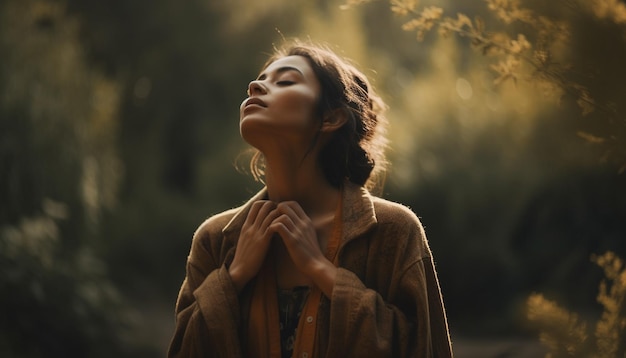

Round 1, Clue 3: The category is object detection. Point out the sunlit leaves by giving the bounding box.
[575,86,596,116]
[528,252,626,357]
[590,0,626,24]
[438,13,477,39]
[491,57,521,85]
[485,0,533,24]
[527,293,589,356]
[510,34,531,54]
[343,0,626,170]
[592,252,626,357]
[388,0,418,16]
[347,0,608,118]
[340,0,379,11]
[577,131,606,144]
[489,35,530,86]
[401,6,443,41]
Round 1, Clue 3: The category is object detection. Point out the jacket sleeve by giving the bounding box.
[325,214,453,357]
[167,222,243,358]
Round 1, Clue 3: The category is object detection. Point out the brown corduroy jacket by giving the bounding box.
[168,183,453,357]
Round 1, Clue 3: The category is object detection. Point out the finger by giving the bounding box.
[270,221,294,243]
[246,201,263,221]
[269,214,297,239]
[259,208,282,231]
[284,201,309,221]
[254,201,277,226]
[278,213,298,230]
[277,201,308,222]
[258,210,282,241]
[246,200,268,223]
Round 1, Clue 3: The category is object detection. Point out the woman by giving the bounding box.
[168,42,453,358]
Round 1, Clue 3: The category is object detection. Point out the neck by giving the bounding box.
[263,153,341,217]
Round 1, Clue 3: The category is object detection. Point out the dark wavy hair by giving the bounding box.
[248,41,388,191]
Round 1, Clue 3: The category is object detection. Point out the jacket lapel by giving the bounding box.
[340,182,378,246]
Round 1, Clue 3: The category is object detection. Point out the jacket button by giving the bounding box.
[306,316,313,323]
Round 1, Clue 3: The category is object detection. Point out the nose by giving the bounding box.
[247,80,267,96]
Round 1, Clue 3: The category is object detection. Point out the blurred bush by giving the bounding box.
[0,200,141,357]
[0,0,149,356]
[527,251,626,357]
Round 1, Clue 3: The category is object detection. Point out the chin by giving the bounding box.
[240,121,265,149]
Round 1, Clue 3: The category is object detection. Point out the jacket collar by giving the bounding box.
[222,188,268,245]
[222,182,377,247]
[341,182,378,243]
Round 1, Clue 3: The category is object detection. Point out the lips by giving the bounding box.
[244,97,267,108]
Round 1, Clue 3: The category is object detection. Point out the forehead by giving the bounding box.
[261,55,315,78]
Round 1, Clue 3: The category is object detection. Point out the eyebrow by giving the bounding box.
[257,66,304,81]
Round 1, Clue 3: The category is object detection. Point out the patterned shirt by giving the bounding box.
[277,286,310,358]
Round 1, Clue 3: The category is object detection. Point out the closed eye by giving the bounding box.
[276,80,295,86]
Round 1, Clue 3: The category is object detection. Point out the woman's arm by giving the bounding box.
[167,219,244,358]
[323,207,453,358]
[326,258,452,357]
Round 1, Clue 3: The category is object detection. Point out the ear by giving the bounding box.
[320,108,348,133]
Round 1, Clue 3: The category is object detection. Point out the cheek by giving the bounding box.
[280,91,319,123]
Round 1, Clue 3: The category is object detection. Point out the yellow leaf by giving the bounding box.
[577,131,606,144]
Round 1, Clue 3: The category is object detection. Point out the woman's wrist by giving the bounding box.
[228,264,247,293]
[309,259,337,298]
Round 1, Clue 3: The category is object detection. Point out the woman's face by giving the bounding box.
[239,55,321,151]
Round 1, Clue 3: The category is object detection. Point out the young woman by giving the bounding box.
[168,42,453,358]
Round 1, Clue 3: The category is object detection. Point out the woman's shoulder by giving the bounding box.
[193,206,241,240]
[186,206,245,262]
[368,195,431,258]
[194,188,267,238]
[370,195,423,228]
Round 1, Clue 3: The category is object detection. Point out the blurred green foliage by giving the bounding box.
[0,201,137,357]
[1,0,625,356]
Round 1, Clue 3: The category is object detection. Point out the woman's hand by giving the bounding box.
[269,201,338,298]
[228,200,280,292]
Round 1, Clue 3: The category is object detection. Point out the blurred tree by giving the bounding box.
[57,0,307,351]
[0,0,148,356]
[0,0,120,229]
[341,0,626,336]
[345,0,626,171]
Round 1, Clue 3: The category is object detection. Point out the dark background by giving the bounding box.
[1,0,625,356]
